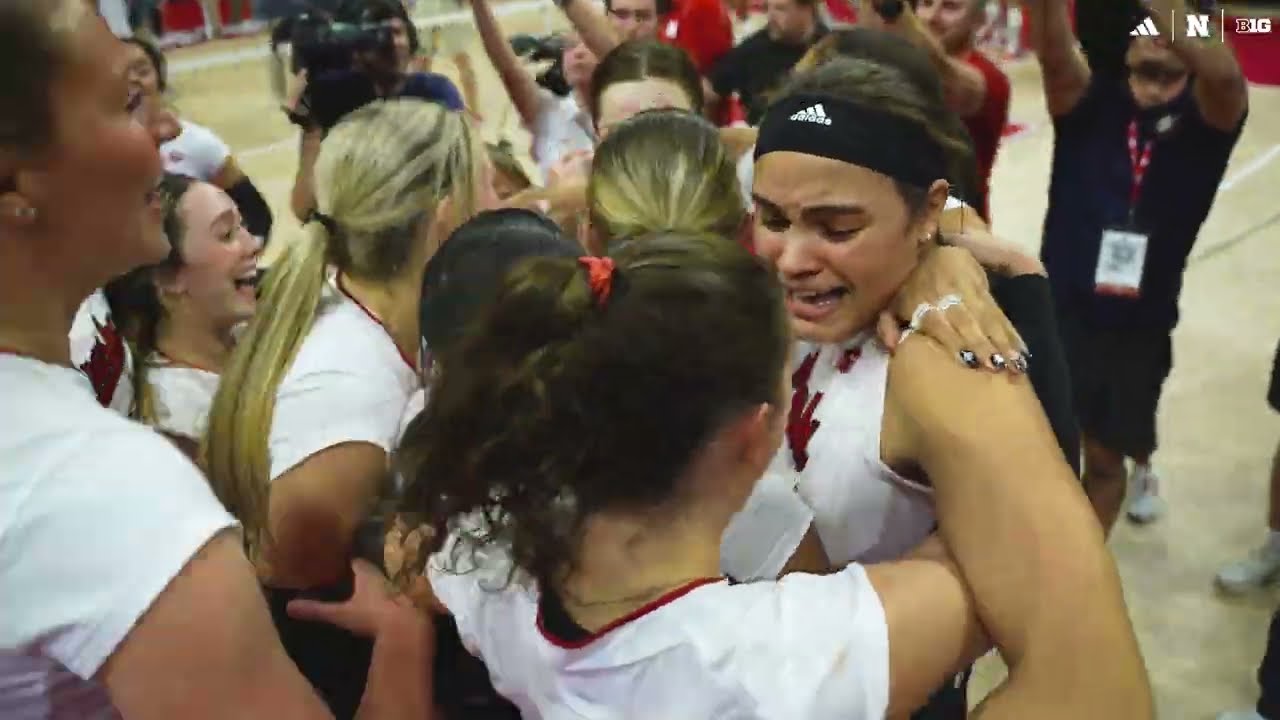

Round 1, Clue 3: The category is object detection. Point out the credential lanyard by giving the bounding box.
[1127,118,1155,223]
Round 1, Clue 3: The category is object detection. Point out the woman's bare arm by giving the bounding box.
[882,338,1152,718]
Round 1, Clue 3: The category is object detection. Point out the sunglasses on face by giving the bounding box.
[1127,62,1188,85]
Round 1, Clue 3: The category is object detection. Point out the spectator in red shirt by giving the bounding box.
[862,0,1011,221]
[660,0,734,74]
[560,0,733,76]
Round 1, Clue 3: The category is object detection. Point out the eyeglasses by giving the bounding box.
[1127,62,1188,86]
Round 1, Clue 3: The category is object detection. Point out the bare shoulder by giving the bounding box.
[101,529,327,719]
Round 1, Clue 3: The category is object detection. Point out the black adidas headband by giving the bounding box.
[754,94,949,189]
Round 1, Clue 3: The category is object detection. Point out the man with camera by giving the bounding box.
[282,0,465,220]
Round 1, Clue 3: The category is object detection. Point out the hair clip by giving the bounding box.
[578,256,615,307]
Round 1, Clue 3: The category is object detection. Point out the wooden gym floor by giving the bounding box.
[163,10,1280,717]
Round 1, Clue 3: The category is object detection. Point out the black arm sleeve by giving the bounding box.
[989,273,1082,477]
[224,177,274,243]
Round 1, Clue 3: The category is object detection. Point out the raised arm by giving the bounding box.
[865,5,990,117]
[472,0,544,128]
[1023,0,1092,117]
[1142,0,1248,131]
[883,339,1152,718]
[558,0,622,62]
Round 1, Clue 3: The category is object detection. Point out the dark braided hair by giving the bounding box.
[102,174,195,424]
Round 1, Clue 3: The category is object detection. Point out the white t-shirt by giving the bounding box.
[429,544,890,720]
[148,361,221,441]
[161,120,231,183]
[0,355,236,718]
[69,290,134,416]
[267,278,421,481]
[530,90,594,184]
[737,147,968,213]
[98,0,131,37]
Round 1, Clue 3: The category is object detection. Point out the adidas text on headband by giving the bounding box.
[754,94,950,190]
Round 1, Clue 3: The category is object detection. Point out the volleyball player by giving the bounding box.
[723,58,1146,714]
[123,37,275,241]
[202,98,488,719]
[1,3,431,717]
[376,229,1146,717]
[103,175,260,456]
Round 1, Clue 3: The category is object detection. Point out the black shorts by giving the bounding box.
[1055,303,1172,459]
[265,579,373,720]
[1269,340,1280,413]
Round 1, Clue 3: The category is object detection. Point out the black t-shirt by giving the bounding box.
[298,69,465,132]
[708,25,828,125]
[1040,74,1245,331]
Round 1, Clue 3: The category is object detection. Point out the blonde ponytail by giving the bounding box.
[200,99,481,557]
[201,227,328,556]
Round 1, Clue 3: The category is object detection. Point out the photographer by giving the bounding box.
[284,0,465,220]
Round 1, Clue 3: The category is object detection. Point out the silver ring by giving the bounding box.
[934,293,962,311]
[908,301,935,330]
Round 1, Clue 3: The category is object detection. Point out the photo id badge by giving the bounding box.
[1095,228,1148,297]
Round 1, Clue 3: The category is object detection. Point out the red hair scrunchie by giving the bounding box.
[578,256,615,307]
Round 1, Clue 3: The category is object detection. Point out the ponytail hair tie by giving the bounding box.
[308,210,339,234]
[578,256,615,307]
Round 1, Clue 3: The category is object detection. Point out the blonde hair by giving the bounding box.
[201,99,481,556]
[587,110,744,249]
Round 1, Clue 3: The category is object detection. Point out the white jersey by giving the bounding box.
[267,276,420,481]
[530,90,594,184]
[0,355,236,718]
[429,543,890,720]
[721,336,936,581]
[147,360,220,441]
[161,120,231,183]
[68,290,134,416]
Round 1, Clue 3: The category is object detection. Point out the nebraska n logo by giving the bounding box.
[1130,16,1159,36]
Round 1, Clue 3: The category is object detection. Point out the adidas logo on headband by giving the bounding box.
[789,103,832,126]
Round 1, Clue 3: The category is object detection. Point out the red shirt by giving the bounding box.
[661,0,734,75]
[960,50,1011,221]
[823,0,857,25]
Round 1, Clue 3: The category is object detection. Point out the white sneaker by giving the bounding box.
[1217,540,1280,594]
[1126,463,1165,523]
[1216,711,1266,720]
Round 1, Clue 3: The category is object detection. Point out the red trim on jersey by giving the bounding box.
[154,351,218,375]
[537,577,723,650]
[335,274,418,371]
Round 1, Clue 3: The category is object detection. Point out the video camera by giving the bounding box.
[271,10,398,77]
[510,33,572,97]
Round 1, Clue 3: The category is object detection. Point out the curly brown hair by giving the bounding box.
[394,233,790,591]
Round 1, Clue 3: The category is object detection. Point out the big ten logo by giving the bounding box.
[1235,17,1272,34]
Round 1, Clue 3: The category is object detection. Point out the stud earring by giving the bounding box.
[14,207,36,220]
